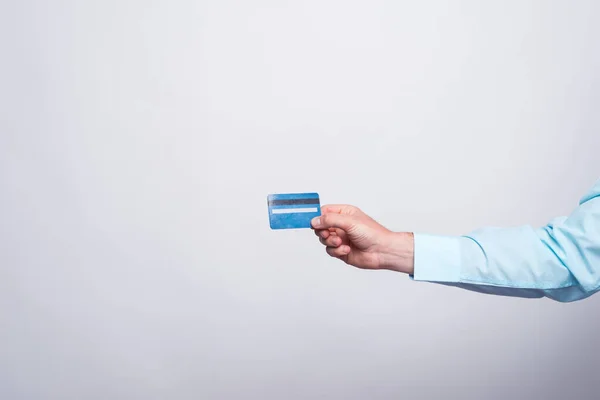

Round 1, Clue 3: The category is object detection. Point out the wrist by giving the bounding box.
[378,231,415,274]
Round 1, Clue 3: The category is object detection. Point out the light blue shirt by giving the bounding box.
[412,178,600,302]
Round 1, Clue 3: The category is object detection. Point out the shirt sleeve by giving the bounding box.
[410,178,600,302]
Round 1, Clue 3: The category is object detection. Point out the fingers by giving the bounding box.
[313,205,357,255]
[321,204,361,216]
[319,235,343,248]
[311,213,357,232]
[326,245,351,258]
[312,205,360,237]
[332,228,348,241]
[314,229,330,239]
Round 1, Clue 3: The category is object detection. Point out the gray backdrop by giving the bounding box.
[2,1,599,399]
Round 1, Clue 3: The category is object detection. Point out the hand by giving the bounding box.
[311,205,414,274]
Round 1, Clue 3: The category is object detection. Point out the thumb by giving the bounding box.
[311,213,357,232]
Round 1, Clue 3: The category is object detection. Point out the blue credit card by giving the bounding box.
[267,193,321,230]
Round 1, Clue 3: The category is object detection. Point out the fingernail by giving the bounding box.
[312,217,321,227]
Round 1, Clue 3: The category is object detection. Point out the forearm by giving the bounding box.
[411,220,599,302]
[386,179,600,302]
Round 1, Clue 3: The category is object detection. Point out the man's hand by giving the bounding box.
[311,205,415,274]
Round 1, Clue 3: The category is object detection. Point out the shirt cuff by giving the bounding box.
[411,233,462,283]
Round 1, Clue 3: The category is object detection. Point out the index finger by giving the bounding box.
[321,204,360,216]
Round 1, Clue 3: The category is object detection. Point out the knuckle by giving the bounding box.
[345,205,360,214]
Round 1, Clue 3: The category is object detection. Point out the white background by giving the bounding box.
[2,1,599,399]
